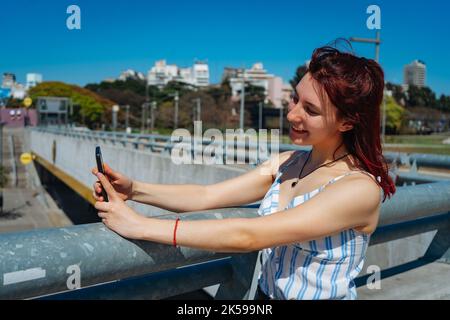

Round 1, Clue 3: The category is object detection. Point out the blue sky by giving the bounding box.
[1,0,449,95]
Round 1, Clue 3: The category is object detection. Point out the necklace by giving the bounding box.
[291,150,350,188]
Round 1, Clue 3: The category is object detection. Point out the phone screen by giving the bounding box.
[95,146,109,202]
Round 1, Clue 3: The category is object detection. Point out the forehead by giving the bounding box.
[295,73,326,108]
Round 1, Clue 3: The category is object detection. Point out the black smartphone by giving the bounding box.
[95,146,109,202]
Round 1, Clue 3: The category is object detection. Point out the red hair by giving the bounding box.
[308,44,395,202]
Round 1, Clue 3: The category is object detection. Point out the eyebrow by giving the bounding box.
[295,89,320,110]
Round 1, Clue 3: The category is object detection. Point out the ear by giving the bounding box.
[338,119,354,133]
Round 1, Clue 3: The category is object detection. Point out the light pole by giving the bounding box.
[150,101,157,132]
[196,97,201,121]
[239,75,246,130]
[174,92,179,129]
[349,30,386,143]
[125,105,130,130]
[258,101,263,130]
[112,105,119,131]
[168,91,179,129]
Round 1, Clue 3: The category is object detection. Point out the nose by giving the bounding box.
[286,102,305,124]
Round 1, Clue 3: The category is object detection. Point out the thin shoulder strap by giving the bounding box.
[323,170,375,188]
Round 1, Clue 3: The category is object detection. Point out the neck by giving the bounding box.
[309,136,348,168]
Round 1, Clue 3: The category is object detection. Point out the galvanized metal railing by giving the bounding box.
[30,126,450,173]
[1,181,449,300]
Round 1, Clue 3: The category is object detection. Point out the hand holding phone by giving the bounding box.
[95,146,109,202]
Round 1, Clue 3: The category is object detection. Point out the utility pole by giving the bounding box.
[258,101,263,130]
[150,101,156,132]
[125,105,130,129]
[349,30,386,143]
[112,105,119,131]
[174,91,179,129]
[240,73,246,130]
[196,97,201,121]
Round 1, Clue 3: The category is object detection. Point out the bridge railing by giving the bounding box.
[1,181,449,300]
[31,126,450,173]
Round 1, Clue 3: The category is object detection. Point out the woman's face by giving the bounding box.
[287,72,343,146]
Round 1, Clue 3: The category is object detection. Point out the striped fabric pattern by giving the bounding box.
[257,151,373,300]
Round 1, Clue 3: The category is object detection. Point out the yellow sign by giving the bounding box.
[23,97,32,108]
[20,153,34,165]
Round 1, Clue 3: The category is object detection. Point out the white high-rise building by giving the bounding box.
[147,60,179,88]
[192,61,209,87]
[26,73,43,89]
[404,60,426,88]
[147,60,209,88]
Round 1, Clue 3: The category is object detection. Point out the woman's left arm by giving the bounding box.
[95,173,381,253]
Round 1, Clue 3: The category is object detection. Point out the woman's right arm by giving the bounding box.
[130,151,295,213]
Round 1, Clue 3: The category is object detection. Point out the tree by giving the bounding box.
[384,95,406,134]
[28,82,115,128]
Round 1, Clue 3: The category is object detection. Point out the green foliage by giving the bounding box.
[28,82,115,128]
[384,95,406,134]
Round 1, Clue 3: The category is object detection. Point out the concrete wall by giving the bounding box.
[28,129,247,216]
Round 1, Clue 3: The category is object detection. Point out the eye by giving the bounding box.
[305,105,319,115]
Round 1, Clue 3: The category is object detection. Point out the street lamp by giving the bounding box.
[125,105,130,130]
[150,101,157,132]
[239,74,246,130]
[168,91,179,129]
[112,105,119,132]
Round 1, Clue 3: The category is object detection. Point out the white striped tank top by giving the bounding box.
[257,150,374,300]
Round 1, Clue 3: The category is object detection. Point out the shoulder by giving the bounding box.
[330,171,382,211]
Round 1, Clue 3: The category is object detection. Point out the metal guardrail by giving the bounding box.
[31,127,450,171]
[1,182,449,300]
[0,208,258,300]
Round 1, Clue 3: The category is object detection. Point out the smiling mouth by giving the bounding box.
[291,127,308,134]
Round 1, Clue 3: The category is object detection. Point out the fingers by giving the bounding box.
[94,201,110,212]
[92,167,98,176]
[92,191,104,202]
[92,181,104,201]
[98,211,108,219]
[96,173,116,199]
[104,163,121,180]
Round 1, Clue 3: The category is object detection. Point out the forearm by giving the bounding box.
[130,180,211,213]
[139,216,253,253]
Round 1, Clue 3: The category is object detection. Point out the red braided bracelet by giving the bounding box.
[173,217,180,247]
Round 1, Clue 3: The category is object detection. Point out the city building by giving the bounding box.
[118,69,145,81]
[147,60,209,88]
[404,60,426,88]
[26,73,43,89]
[11,83,26,99]
[227,63,289,108]
[2,73,16,89]
[192,61,209,87]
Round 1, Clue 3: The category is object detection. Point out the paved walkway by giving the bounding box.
[0,127,71,234]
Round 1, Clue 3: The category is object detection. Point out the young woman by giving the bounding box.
[92,45,396,300]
